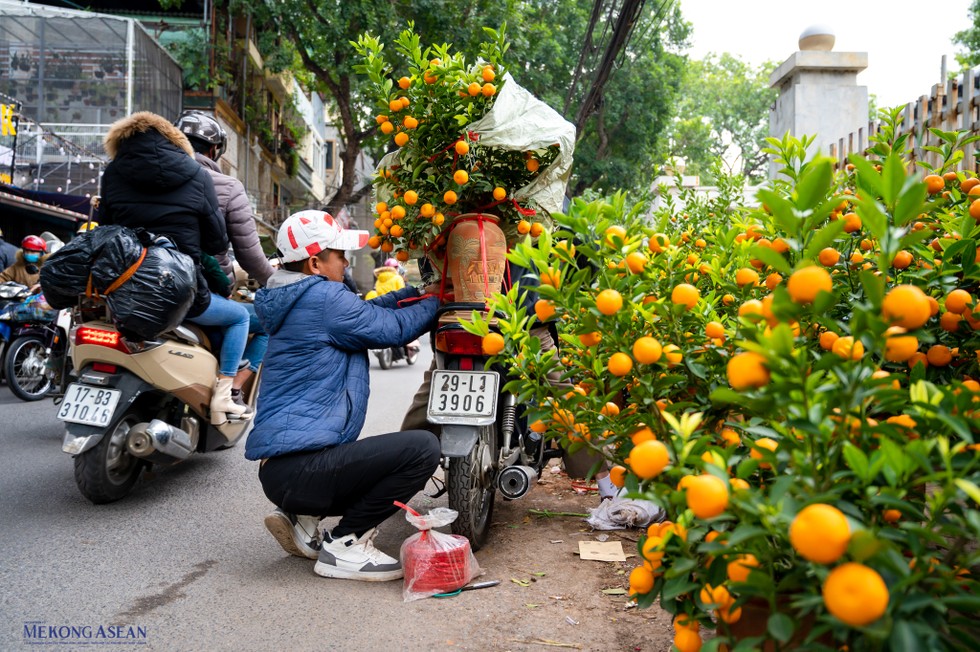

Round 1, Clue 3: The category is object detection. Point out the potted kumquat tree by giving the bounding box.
[353,25,574,301]
[464,109,980,651]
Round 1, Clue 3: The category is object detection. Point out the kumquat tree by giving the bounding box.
[463,108,980,651]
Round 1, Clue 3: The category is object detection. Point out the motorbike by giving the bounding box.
[60,299,259,504]
[0,282,30,382]
[0,284,71,401]
[372,340,420,369]
[426,301,556,550]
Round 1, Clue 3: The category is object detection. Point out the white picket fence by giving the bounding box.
[829,63,980,171]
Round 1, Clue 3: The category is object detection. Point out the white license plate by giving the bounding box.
[427,370,499,425]
[57,384,121,427]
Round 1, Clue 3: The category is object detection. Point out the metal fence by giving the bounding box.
[0,0,182,193]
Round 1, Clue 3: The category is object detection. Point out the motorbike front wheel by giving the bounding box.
[4,335,52,401]
[447,424,498,550]
[74,411,146,504]
[376,347,393,369]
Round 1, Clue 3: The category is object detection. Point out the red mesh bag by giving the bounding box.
[395,503,481,601]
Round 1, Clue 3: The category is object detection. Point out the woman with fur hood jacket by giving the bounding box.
[101,111,252,425]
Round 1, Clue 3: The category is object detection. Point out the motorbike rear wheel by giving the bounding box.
[447,424,498,550]
[74,411,146,504]
[4,335,52,401]
[376,347,393,369]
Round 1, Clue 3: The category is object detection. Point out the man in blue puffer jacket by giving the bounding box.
[245,209,440,582]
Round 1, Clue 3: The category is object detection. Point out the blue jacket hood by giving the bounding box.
[254,273,322,334]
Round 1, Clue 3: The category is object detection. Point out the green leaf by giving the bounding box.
[767,613,795,644]
[842,442,870,482]
[725,525,768,547]
[893,180,927,226]
[860,269,886,307]
[661,577,700,601]
[889,620,923,652]
[954,479,980,505]
[749,245,792,274]
[849,154,883,198]
[795,159,833,211]
[802,220,846,262]
[881,152,907,205]
[857,201,889,241]
[757,189,800,237]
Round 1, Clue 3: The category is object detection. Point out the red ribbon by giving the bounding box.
[511,199,536,217]
[427,132,481,164]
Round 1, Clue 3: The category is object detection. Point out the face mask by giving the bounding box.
[24,252,41,263]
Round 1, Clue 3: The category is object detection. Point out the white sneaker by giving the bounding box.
[313,528,404,581]
[264,509,322,559]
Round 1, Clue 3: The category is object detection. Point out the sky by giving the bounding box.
[678,0,974,108]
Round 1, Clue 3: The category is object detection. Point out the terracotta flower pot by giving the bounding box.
[441,213,508,303]
[722,598,831,650]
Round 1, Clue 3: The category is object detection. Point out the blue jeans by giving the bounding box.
[188,293,250,376]
[242,303,268,373]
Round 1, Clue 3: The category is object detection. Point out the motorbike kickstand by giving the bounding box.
[425,475,447,499]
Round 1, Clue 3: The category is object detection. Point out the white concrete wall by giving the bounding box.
[769,50,868,177]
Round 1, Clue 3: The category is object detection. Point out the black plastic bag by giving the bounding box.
[39,225,136,309]
[39,225,197,340]
[107,240,196,340]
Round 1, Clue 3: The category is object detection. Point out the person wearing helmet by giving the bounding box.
[245,209,440,581]
[101,111,249,426]
[175,110,273,405]
[76,220,99,234]
[175,110,274,287]
[0,235,48,286]
[0,227,18,271]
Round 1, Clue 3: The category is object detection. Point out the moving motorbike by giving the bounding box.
[60,300,259,504]
[372,340,420,369]
[426,302,554,550]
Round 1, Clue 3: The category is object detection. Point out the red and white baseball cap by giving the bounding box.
[277,210,370,263]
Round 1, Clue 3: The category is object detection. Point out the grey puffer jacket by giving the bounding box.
[195,153,275,287]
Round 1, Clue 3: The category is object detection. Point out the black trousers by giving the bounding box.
[258,430,440,538]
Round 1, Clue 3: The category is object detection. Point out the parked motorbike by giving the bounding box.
[60,300,259,504]
[0,282,30,382]
[0,284,71,400]
[372,340,420,369]
[426,302,555,550]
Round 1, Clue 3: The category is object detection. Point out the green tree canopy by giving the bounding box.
[205,0,688,209]
[660,53,776,183]
[954,0,980,68]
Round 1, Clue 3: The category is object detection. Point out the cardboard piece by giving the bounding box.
[578,540,626,562]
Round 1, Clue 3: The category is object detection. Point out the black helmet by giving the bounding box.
[174,110,227,157]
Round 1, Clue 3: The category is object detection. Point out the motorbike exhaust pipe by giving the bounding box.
[126,419,195,461]
[497,465,539,500]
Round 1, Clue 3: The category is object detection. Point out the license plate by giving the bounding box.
[427,370,499,425]
[57,384,121,427]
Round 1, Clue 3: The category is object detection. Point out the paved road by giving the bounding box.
[0,342,485,651]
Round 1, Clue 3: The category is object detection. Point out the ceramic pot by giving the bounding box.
[443,213,507,302]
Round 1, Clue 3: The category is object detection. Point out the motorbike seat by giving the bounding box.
[167,324,212,351]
